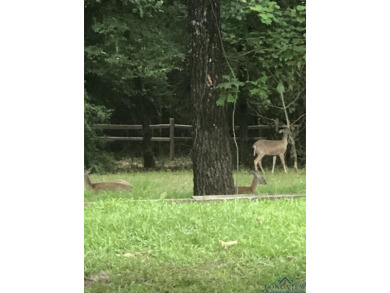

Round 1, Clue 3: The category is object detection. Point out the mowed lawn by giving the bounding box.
[84,170,306,292]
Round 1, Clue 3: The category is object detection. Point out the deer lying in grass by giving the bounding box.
[235,171,266,194]
[84,168,133,194]
[253,128,290,174]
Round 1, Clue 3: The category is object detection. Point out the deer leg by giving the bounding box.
[259,160,265,174]
[279,154,288,173]
[272,156,277,173]
[254,156,258,171]
[254,154,265,174]
[254,154,260,171]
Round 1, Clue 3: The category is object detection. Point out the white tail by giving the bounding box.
[235,171,267,194]
[84,168,133,194]
[253,128,290,174]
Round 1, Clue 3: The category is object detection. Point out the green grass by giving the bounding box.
[85,198,306,292]
[84,169,306,292]
[84,169,306,202]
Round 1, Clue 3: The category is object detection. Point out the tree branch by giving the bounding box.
[290,114,306,127]
[285,90,304,108]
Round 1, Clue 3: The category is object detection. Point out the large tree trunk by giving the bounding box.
[188,0,234,195]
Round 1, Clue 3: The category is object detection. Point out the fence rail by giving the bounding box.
[95,118,286,160]
[95,124,273,131]
[94,124,192,130]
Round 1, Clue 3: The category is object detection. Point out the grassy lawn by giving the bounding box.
[84,169,306,292]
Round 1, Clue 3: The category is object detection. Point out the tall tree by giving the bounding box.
[188,0,234,195]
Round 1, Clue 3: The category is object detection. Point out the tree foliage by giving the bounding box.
[220,0,306,104]
[84,0,188,168]
[84,0,306,169]
[84,90,114,171]
[220,0,306,163]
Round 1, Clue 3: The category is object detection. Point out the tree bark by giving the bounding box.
[188,0,234,195]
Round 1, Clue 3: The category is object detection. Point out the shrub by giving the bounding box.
[84,90,114,173]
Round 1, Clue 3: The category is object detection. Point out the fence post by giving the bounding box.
[257,118,261,138]
[170,118,175,160]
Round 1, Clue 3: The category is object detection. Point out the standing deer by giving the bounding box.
[253,128,290,174]
[84,168,133,194]
[235,171,267,194]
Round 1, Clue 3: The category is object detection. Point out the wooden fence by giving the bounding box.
[95,118,286,160]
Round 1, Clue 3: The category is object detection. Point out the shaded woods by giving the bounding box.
[84,0,306,181]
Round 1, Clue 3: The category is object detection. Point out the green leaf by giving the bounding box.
[292,39,301,45]
[227,93,235,103]
[293,45,306,52]
[276,82,285,94]
[217,82,232,89]
[249,5,263,13]
[216,95,227,106]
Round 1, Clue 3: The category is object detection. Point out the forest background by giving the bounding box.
[84,0,306,172]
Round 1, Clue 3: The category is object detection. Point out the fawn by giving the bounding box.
[84,168,133,194]
[235,171,266,194]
